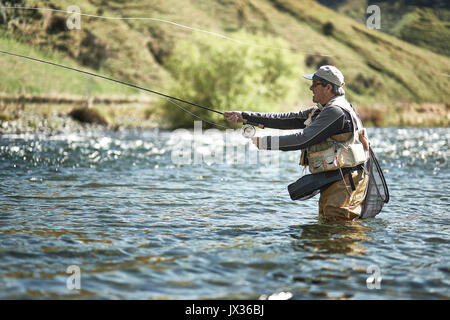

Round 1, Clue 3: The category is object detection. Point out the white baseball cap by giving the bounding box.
[303,65,345,87]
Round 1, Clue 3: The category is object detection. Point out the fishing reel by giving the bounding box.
[242,124,256,138]
[241,121,264,138]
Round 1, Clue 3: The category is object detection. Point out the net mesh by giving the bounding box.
[360,147,389,219]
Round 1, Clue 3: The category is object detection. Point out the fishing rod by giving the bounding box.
[0,49,262,137]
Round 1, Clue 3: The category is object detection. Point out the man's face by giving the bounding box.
[310,80,332,105]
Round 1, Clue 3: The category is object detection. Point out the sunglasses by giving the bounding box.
[311,81,324,88]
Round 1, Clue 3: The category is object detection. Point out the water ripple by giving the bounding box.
[0,127,449,299]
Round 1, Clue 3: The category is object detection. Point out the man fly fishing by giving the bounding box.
[0,50,388,221]
[224,65,388,222]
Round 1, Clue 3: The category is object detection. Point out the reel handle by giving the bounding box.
[244,120,264,129]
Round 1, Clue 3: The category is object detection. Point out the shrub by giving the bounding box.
[347,73,382,95]
[68,107,108,125]
[322,22,334,36]
[77,30,108,70]
[157,31,303,128]
[305,54,334,69]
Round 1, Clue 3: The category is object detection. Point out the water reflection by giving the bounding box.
[290,222,371,258]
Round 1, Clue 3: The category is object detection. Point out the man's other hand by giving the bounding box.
[223,111,245,124]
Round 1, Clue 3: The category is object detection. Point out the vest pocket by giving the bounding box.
[308,141,367,174]
[308,149,338,173]
[341,143,366,164]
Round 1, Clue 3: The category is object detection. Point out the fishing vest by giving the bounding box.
[300,96,369,174]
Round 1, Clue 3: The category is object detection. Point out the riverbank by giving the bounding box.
[0,96,448,135]
[0,96,160,135]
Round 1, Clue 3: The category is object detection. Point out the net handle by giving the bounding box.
[369,146,390,203]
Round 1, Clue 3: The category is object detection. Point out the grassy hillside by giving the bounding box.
[0,34,141,96]
[0,0,449,127]
[317,0,450,57]
[266,0,449,103]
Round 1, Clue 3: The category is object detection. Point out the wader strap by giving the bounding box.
[348,171,356,191]
[337,164,364,196]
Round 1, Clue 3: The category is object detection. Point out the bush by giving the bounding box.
[157,31,303,128]
[322,22,334,36]
[347,73,382,95]
[305,54,334,69]
[68,107,108,125]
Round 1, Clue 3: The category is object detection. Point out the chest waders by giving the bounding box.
[288,99,389,218]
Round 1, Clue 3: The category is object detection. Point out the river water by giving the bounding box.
[0,126,448,299]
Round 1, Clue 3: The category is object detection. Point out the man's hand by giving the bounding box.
[223,111,246,124]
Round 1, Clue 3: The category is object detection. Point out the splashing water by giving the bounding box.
[0,127,448,299]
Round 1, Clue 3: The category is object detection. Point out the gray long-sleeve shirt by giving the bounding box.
[241,96,356,151]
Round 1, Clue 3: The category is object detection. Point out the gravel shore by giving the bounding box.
[0,102,161,135]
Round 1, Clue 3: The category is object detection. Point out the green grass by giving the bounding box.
[157,31,304,128]
[391,8,450,57]
[319,0,450,57]
[268,0,449,104]
[0,34,139,96]
[0,0,449,127]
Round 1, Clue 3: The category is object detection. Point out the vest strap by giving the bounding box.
[348,171,356,191]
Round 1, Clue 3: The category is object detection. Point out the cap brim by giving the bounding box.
[303,74,322,81]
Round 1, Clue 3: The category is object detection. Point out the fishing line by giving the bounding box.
[164,98,261,137]
[0,6,333,57]
[0,49,223,114]
[165,98,228,130]
[3,5,449,78]
[0,49,259,134]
